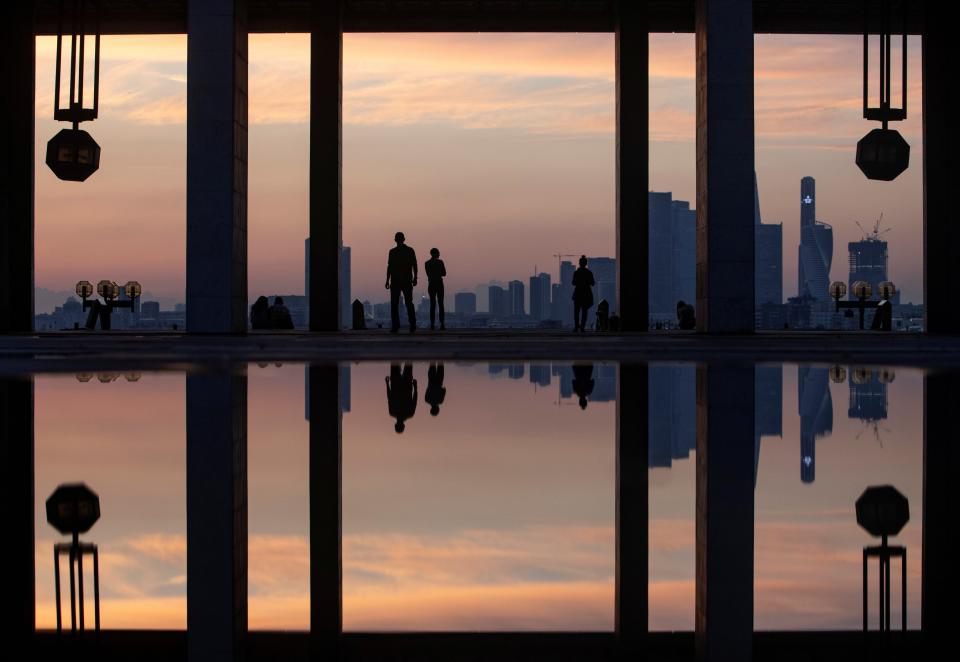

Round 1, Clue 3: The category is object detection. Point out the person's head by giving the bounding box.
[676,300,685,310]
[578,396,589,410]
[430,404,440,416]
[255,296,268,307]
[430,247,440,258]
[579,255,588,267]
[395,231,405,245]
[274,296,284,306]
[395,420,405,434]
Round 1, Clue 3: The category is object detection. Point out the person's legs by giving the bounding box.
[437,284,445,329]
[579,305,588,332]
[428,285,437,329]
[390,286,401,332]
[573,303,582,331]
[403,284,416,331]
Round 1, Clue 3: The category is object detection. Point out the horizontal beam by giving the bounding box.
[33,0,925,35]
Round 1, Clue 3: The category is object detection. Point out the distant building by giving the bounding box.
[848,369,888,421]
[304,238,351,328]
[589,257,617,321]
[649,192,696,325]
[454,291,477,315]
[754,172,783,328]
[140,301,161,321]
[508,280,525,317]
[488,285,508,316]
[797,176,833,302]
[529,364,551,387]
[558,260,575,326]
[848,235,899,304]
[529,272,551,321]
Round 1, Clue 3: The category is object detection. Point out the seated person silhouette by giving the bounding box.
[676,300,696,330]
[250,296,270,330]
[572,363,595,410]
[425,363,446,416]
[595,299,610,331]
[386,363,418,433]
[269,296,294,329]
[424,248,447,331]
[385,231,418,333]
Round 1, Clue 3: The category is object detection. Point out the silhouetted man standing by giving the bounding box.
[425,363,446,416]
[425,248,446,330]
[386,363,418,433]
[386,231,418,333]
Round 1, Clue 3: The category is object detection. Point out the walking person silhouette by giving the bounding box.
[386,363,417,433]
[425,248,446,330]
[425,363,446,416]
[572,255,595,332]
[385,232,418,333]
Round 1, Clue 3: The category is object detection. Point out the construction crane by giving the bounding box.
[856,214,891,242]
[553,253,577,278]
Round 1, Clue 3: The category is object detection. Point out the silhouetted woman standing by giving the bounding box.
[571,255,595,332]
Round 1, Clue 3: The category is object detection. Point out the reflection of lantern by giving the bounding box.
[829,281,847,300]
[76,372,94,383]
[75,280,94,299]
[124,372,141,382]
[878,369,896,384]
[96,280,119,300]
[97,372,119,383]
[47,0,103,181]
[852,281,873,299]
[852,367,872,385]
[878,281,897,300]
[123,281,142,299]
[829,365,847,384]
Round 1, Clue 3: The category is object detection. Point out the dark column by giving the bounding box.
[309,3,343,332]
[616,364,648,646]
[696,364,754,661]
[187,371,247,662]
[0,2,35,333]
[922,372,958,653]
[309,365,342,657]
[187,0,248,333]
[694,0,755,333]
[922,2,960,332]
[615,1,649,332]
[2,377,34,645]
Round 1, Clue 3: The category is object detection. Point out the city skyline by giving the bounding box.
[33,33,925,311]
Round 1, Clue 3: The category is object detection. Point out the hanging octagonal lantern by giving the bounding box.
[856,128,910,182]
[46,128,101,182]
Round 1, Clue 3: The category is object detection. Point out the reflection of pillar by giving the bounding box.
[616,364,648,645]
[696,365,754,661]
[923,2,960,332]
[309,3,343,331]
[615,1,649,331]
[309,366,341,657]
[187,371,247,661]
[0,2,34,332]
[923,372,957,653]
[694,0,755,332]
[3,377,34,643]
[186,0,249,333]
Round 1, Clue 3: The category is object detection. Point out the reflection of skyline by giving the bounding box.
[848,369,890,422]
[798,366,833,483]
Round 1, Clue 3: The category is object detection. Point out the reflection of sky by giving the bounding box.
[33,362,923,632]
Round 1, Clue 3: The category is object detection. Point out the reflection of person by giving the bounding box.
[572,255,595,332]
[572,363,595,410]
[425,248,447,331]
[676,300,696,330]
[386,363,418,432]
[250,296,270,330]
[425,363,446,416]
[385,232,418,333]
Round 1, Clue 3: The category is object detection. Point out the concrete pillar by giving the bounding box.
[696,364,754,661]
[616,364,648,646]
[922,2,960,333]
[309,365,342,656]
[922,372,958,654]
[187,0,248,333]
[309,3,343,332]
[694,0,755,333]
[2,377,34,644]
[0,2,35,333]
[615,1,649,332]
[187,371,247,662]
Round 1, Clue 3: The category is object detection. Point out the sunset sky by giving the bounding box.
[34,362,923,631]
[34,33,924,311]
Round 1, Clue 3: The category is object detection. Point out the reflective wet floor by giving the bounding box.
[28,361,924,633]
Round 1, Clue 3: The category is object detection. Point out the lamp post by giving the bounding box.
[46,483,101,633]
[856,485,909,633]
[76,280,140,330]
[829,280,896,330]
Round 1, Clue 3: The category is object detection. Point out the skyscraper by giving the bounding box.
[488,285,507,316]
[529,272,551,321]
[754,173,783,313]
[648,192,696,324]
[508,280,525,317]
[797,177,833,301]
[558,260,575,326]
[848,231,897,303]
[454,291,477,315]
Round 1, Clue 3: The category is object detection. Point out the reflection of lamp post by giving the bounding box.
[856,485,909,633]
[830,280,896,330]
[46,483,101,633]
[76,279,140,330]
